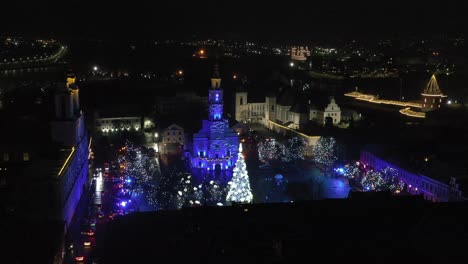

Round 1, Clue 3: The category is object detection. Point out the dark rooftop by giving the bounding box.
[96,195,468,263]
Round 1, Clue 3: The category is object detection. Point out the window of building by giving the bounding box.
[3,153,9,162]
[178,131,182,135]
[432,99,435,103]
[240,97,243,105]
[178,138,181,141]
[271,104,274,111]
[23,152,30,161]
[172,131,176,135]
[167,132,170,135]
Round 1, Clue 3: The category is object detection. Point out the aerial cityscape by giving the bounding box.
[1,1,467,264]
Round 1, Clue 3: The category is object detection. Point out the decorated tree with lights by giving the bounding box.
[312,137,337,171]
[361,170,388,191]
[278,137,307,163]
[380,167,404,193]
[342,163,360,178]
[258,140,279,164]
[226,143,253,203]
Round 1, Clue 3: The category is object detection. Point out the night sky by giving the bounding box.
[1,0,466,40]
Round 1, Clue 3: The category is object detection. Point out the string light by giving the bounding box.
[312,137,337,171]
[226,144,253,203]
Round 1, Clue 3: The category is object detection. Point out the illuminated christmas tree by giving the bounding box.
[226,143,253,203]
[380,167,404,193]
[361,170,387,191]
[312,137,337,171]
[280,137,307,163]
[258,140,279,164]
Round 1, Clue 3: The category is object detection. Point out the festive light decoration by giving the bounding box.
[312,137,337,171]
[205,180,227,206]
[380,167,404,193]
[226,143,253,203]
[335,163,360,178]
[361,170,387,191]
[345,91,422,108]
[282,137,307,162]
[118,141,160,209]
[258,140,279,164]
[190,71,238,170]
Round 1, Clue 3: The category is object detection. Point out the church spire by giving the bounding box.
[210,62,221,89]
[212,63,220,79]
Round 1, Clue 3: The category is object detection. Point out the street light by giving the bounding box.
[289,62,294,67]
[93,66,98,71]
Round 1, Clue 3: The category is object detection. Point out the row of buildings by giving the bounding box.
[360,147,466,202]
[0,73,91,263]
[235,88,344,130]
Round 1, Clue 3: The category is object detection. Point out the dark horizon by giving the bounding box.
[1,1,467,41]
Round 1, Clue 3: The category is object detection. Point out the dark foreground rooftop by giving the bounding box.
[97,192,468,264]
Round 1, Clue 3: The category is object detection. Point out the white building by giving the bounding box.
[309,97,341,125]
[162,124,184,145]
[95,116,154,133]
[234,87,342,130]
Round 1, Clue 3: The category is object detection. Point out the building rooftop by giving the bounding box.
[96,196,468,263]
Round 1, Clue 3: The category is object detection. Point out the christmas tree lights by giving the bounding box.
[226,143,253,203]
[312,137,337,171]
[361,170,387,191]
[258,140,279,164]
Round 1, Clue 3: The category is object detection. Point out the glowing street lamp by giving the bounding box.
[289,62,294,67]
[93,66,98,71]
[178,70,183,75]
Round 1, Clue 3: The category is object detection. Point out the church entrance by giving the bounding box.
[215,164,221,172]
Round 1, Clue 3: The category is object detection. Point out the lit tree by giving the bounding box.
[380,167,404,193]
[226,143,253,203]
[279,137,307,163]
[258,140,279,164]
[361,170,388,191]
[312,137,337,171]
[343,163,360,178]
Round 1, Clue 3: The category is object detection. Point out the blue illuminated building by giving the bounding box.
[191,65,238,172]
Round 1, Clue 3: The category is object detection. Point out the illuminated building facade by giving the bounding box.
[421,74,447,112]
[235,87,342,129]
[0,72,90,231]
[360,150,464,202]
[191,65,238,172]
